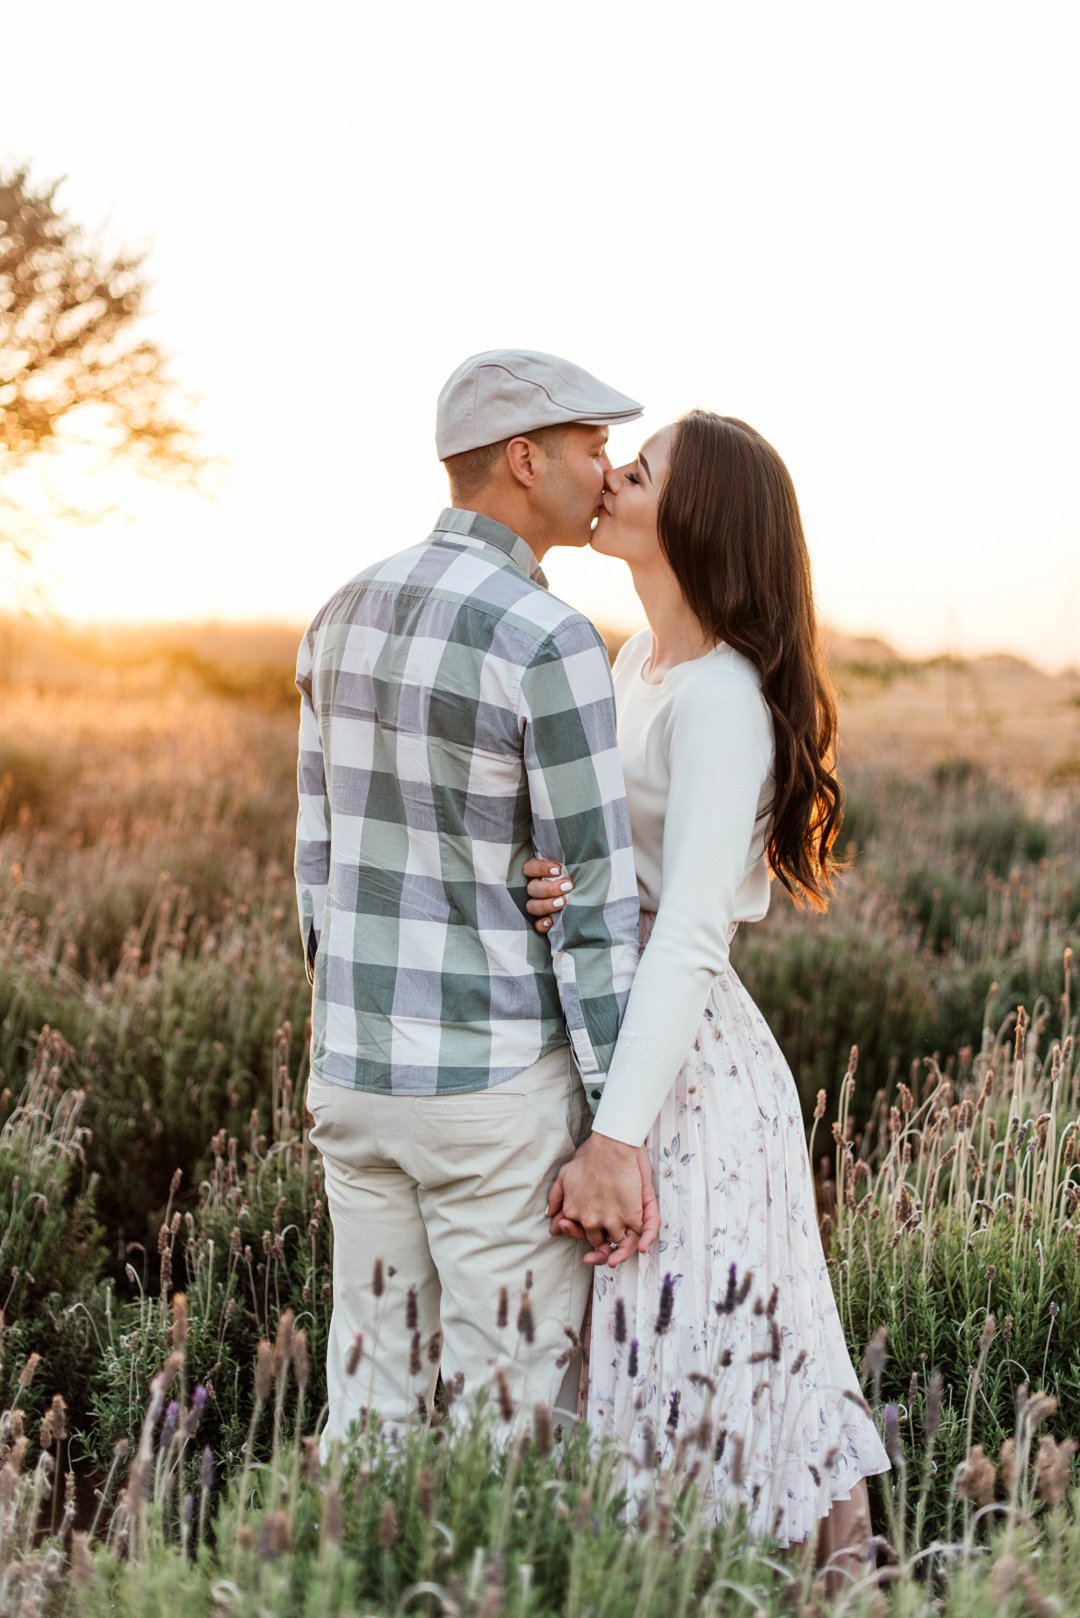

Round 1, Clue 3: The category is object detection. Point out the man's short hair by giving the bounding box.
[443,423,568,505]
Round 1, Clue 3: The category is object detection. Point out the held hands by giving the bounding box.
[528,853,661,1266]
[546,1137,660,1268]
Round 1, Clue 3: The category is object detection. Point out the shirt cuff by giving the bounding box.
[566,1041,607,1113]
[582,1077,606,1115]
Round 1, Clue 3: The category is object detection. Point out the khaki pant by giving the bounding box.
[307,1046,592,1443]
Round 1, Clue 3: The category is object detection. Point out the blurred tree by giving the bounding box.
[0,164,206,560]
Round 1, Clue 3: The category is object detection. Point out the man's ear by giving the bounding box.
[505,436,541,489]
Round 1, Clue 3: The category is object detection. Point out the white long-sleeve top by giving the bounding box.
[591,629,776,1146]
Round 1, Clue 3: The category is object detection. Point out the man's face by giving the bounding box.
[535,424,612,549]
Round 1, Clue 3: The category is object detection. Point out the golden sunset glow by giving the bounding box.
[3,2,1078,670]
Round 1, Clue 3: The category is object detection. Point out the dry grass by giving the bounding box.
[823,630,1080,788]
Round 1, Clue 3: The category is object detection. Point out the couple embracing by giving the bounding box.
[295,349,889,1554]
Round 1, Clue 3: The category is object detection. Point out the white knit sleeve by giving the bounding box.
[592,665,774,1146]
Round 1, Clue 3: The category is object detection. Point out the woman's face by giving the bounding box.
[590,424,677,567]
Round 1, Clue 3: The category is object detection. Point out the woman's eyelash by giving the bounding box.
[625,472,640,485]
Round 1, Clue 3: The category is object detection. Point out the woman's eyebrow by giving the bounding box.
[638,453,652,483]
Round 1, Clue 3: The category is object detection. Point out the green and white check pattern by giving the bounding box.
[295,508,640,1106]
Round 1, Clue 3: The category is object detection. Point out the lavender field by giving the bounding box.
[1,619,1078,1616]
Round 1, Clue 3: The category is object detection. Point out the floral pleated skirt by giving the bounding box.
[586,916,890,1546]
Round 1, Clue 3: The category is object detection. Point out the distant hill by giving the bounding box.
[0,614,1072,686]
[824,629,1078,685]
[822,631,899,667]
[1,616,1077,783]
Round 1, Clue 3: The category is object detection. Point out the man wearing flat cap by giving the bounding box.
[296,349,655,1443]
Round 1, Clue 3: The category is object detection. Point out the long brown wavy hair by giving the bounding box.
[657,411,843,910]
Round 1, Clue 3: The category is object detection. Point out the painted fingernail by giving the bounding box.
[548,867,561,876]
[553,897,565,909]
[559,881,573,893]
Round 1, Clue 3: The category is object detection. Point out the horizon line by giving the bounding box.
[1,611,1076,682]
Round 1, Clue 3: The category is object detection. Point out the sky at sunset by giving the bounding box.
[3,1,1078,670]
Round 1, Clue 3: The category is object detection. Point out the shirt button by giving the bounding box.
[590,1089,601,1100]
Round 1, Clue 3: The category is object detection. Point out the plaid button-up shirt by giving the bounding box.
[295,507,640,1107]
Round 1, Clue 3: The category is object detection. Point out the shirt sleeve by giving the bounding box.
[592,666,774,1145]
[518,619,640,1109]
[294,626,331,985]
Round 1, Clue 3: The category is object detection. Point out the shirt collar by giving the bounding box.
[433,507,548,588]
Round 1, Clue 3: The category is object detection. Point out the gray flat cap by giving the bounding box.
[436,348,643,458]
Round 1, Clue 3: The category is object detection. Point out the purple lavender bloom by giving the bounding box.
[714,1262,737,1316]
[162,1401,180,1444]
[656,1273,675,1334]
[185,1385,209,1435]
[200,1445,214,1492]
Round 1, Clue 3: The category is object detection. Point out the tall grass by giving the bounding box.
[4,1198,1080,1615]
[1,967,1077,1613]
[0,632,1077,1613]
[825,945,1078,1542]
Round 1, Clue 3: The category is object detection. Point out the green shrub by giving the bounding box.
[827,975,1080,1541]
[893,865,992,952]
[0,876,310,1254]
[0,1027,107,1313]
[834,786,881,855]
[947,809,1051,873]
[79,1034,330,1474]
[931,757,990,793]
[735,911,941,1117]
